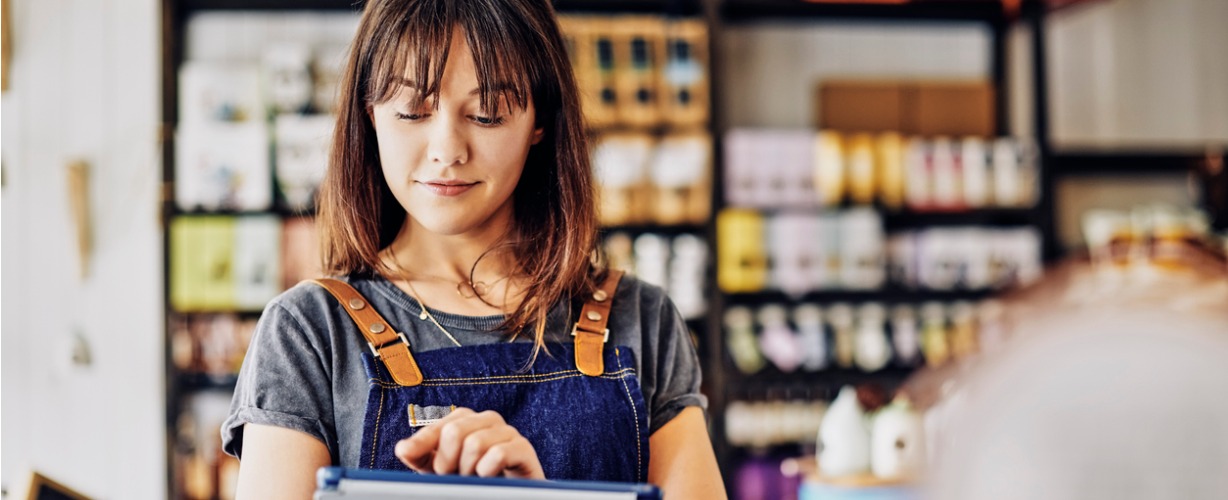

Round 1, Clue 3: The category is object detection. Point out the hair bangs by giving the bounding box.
[365,1,450,109]
[364,1,537,117]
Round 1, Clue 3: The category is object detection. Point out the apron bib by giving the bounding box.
[313,271,650,482]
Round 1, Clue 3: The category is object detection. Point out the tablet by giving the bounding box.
[315,467,662,500]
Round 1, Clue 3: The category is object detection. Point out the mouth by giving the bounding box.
[418,179,479,197]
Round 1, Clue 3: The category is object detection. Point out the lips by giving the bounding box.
[419,179,478,197]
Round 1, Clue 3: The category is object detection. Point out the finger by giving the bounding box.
[457,426,519,476]
[394,437,436,473]
[433,410,506,475]
[395,408,475,472]
[474,437,544,480]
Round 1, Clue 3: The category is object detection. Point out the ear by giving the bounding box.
[531,127,545,145]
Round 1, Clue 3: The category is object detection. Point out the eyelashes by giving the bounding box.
[471,115,506,127]
[394,112,506,128]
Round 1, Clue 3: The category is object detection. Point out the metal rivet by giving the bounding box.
[593,290,608,302]
[349,298,365,310]
[369,323,386,334]
[586,311,602,322]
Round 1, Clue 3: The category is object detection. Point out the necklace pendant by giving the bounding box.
[419,311,428,320]
[456,282,477,299]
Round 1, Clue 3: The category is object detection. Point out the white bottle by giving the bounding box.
[818,386,871,477]
[794,304,829,371]
[891,304,921,366]
[870,396,927,479]
[854,303,892,372]
[960,137,990,208]
[992,138,1021,207]
[930,137,960,210]
[758,304,804,373]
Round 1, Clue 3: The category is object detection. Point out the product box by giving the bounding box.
[717,208,768,293]
[170,216,238,311]
[661,18,709,128]
[612,16,665,128]
[817,80,995,137]
[178,61,264,124]
[175,121,273,212]
[170,215,282,312]
[274,113,334,212]
[559,16,620,129]
[911,81,995,137]
[592,132,654,225]
[649,131,712,225]
[817,81,905,133]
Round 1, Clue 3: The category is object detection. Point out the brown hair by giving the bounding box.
[317,0,603,351]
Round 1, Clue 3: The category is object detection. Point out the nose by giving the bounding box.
[426,117,469,166]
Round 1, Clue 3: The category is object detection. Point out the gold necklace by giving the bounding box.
[457,274,511,299]
[403,278,464,348]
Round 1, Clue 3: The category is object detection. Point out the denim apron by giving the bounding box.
[312,271,650,483]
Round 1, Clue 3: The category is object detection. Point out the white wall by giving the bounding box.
[1,0,164,498]
[1047,0,1228,148]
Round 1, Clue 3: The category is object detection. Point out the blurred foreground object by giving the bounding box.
[922,210,1228,499]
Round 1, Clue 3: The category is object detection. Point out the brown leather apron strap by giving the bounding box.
[573,270,624,376]
[310,279,424,387]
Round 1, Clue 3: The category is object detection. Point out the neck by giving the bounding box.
[382,213,518,285]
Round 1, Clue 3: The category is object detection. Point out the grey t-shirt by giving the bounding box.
[221,272,706,467]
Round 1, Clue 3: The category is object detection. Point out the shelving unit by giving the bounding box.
[1049,151,1222,176]
[702,0,1058,492]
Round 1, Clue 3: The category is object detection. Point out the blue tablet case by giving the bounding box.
[315,467,662,500]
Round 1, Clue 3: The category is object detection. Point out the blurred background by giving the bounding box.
[1,0,1226,498]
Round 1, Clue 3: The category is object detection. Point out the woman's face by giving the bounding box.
[370,32,543,238]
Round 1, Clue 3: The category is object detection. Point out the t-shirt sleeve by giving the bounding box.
[647,296,708,435]
[220,300,338,462]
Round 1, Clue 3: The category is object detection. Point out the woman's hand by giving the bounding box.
[394,407,545,479]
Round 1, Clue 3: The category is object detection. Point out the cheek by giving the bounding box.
[480,136,531,185]
[373,127,422,174]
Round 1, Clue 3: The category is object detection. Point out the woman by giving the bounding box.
[220,0,724,497]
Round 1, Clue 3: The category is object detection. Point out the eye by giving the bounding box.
[395,112,425,121]
[471,115,506,127]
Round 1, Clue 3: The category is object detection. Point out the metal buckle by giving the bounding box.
[571,322,610,343]
[368,332,410,358]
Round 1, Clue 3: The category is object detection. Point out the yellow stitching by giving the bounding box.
[366,368,637,387]
[365,369,637,389]
[614,347,643,482]
[409,369,575,383]
[369,386,385,468]
[367,368,636,387]
[409,404,416,426]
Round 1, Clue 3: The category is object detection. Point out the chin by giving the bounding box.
[418,219,480,236]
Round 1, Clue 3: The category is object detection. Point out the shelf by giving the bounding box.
[725,365,917,397]
[882,208,1039,228]
[554,0,702,15]
[179,0,360,12]
[724,206,1041,229]
[177,373,239,392]
[724,287,997,305]
[720,0,1006,24]
[1049,150,1222,177]
[599,223,708,236]
[182,0,704,15]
